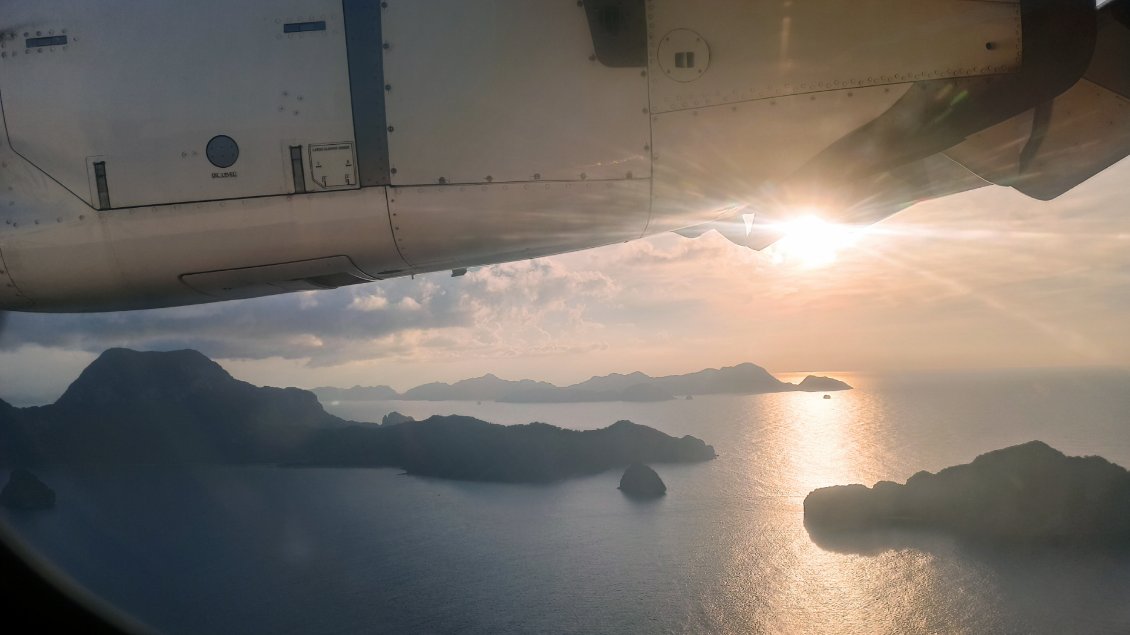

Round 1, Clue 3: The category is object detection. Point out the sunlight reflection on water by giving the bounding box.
[310,372,1130,634]
[705,389,986,634]
[4,371,1130,634]
[318,370,1130,628]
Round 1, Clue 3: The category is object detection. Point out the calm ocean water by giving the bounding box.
[4,369,1130,634]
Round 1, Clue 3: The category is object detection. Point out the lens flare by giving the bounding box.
[768,214,863,268]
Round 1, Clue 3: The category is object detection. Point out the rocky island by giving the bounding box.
[299,418,714,482]
[618,463,667,498]
[312,363,852,404]
[0,349,716,484]
[804,441,1130,544]
[797,375,852,392]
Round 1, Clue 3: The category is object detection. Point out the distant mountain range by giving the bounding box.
[314,364,851,404]
[0,349,715,482]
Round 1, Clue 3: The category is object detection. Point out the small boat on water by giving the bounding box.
[823,394,831,399]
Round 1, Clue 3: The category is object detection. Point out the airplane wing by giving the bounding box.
[0,0,1124,311]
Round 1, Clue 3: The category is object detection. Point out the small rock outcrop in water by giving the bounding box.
[619,463,667,498]
[1,469,56,510]
[804,441,1130,543]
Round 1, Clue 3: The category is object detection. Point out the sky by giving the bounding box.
[2,157,1129,405]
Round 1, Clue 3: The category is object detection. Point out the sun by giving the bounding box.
[767,214,863,269]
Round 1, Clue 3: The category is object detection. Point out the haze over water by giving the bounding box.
[5,368,1130,634]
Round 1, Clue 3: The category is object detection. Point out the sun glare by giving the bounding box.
[768,215,863,268]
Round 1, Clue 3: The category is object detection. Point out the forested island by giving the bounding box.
[0,349,715,483]
[805,441,1130,544]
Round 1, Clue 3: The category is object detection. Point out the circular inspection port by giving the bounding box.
[206,135,239,168]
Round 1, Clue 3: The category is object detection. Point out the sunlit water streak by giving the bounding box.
[3,369,1130,634]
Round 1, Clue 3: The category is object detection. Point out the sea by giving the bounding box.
[4,369,1130,634]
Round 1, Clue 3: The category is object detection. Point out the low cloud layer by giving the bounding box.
[0,258,618,368]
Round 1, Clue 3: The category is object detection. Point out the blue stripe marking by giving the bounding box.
[283,21,326,33]
[26,35,67,48]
